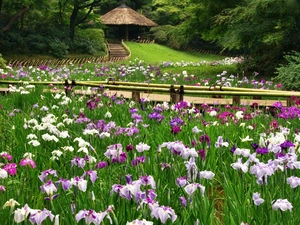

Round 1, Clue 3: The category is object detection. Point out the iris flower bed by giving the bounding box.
[1,57,280,90]
[0,59,299,225]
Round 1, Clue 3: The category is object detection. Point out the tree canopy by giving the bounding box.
[0,0,299,75]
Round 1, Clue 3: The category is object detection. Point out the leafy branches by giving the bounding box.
[275,51,300,91]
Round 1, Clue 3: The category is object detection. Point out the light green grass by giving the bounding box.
[125,42,226,64]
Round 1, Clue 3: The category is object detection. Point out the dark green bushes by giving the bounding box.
[71,28,106,56]
[0,27,106,59]
[0,54,7,69]
[275,51,300,91]
[150,25,187,50]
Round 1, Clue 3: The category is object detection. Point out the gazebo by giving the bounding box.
[101,2,157,41]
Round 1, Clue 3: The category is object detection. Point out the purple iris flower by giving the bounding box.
[256,147,269,155]
[139,175,156,189]
[110,184,123,195]
[174,101,189,110]
[148,189,157,200]
[75,209,111,224]
[273,102,283,109]
[151,205,177,223]
[126,144,134,152]
[176,176,187,187]
[3,163,17,176]
[29,208,55,225]
[148,112,165,122]
[71,157,86,168]
[287,176,300,188]
[86,100,97,110]
[95,161,108,169]
[126,174,132,184]
[251,143,259,150]
[230,144,237,154]
[198,149,206,160]
[40,180,57,195]
[56,178,72,191]
[0,152,12,161]
[119,152,127,163]
[252,192,264,206]
[161,163,171,170]
[39,169,57,183]
[84,170,98,183]
[179,196,187,207]
[131,113,142,120]
[280,140,295,150]
[131,156,146,166]
[129,108,138,113]
[170,117,184,127]
[199,135,210,145]
[171,126,181,134]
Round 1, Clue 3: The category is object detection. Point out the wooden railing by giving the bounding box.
[1,80,298,107]
[130,39,155,44]
[7,55,112,68]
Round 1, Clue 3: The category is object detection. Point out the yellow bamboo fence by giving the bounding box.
[0,80,297,107]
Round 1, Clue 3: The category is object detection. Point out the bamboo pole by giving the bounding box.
[76,81,290,94]
[0,80,64,85]
[183,90,300,97]
[1,80,298,97]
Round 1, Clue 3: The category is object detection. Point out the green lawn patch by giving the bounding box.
[125,42,226,64]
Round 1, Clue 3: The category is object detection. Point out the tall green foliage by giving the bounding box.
[71,28,106,55]
[0,0,107,58]
[0,53,7,69]
[182,0,237,42]
[275,51,300,91]
[213,0,300,75]
[180,0,300,76]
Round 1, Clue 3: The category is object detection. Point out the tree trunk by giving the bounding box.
[69,5,79,41]
[0,0,3,14]
[1,6,31,33]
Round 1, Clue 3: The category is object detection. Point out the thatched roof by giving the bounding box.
[101,4,158,27]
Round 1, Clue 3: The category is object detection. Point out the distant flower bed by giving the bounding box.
[1,57,282,90]
[1,61,299,225]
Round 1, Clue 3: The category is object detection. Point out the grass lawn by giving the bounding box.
[124,42,226,64]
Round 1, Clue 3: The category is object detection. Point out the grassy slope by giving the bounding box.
[124,42,239,81]
[125,42,226,64]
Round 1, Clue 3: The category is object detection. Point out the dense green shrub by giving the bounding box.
[0,53,7,69]
[275,51,300,91]
[1,31,28,53]
[48,39,69,59]
[151,25,188,50]
[24,33,49,53]
[150,26,169,44]
[71,28,106,55]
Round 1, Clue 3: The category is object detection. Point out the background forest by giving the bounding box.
[1,0,300,76]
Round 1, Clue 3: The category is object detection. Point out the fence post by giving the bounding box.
[179,85,184,101]
[132,91,140,103]
[232,96,241,106]
[64,80,69,95]
[170,85,180,103]
[287,98,292,107]
[64,80,76,96]
[71,80,76,89]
